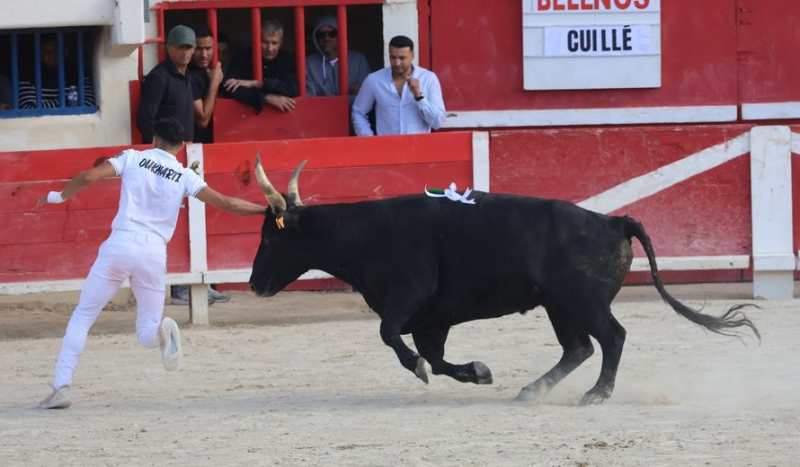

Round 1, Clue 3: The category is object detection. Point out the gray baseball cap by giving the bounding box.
[167,25,196,47]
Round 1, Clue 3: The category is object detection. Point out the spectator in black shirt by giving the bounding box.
[217,32,232,76]
[136,25,196,143]
[222,19,298,113]
[188,25,223,144]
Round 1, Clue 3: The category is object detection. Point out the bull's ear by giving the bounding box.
[280,211,300,230]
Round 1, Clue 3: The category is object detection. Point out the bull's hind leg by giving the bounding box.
[379,286,433,384]
[579,314,626,405]
[412,326,493,384]
[380,320,429,384]
[516,305,594,402]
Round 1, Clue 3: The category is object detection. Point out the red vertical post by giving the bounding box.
[417,0,431,69]
[295,6,306,97]
[251,8,263,81]
[207,9,218,66]
[157,9,166,63]
[337,5,349,97]
[138,45,144,81]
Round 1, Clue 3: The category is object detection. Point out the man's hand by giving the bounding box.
[407,77,422,98]
[208,62,224,87]
[264,94,296,113]
[0,103,10,110]
[223,78,261,93]
[37,191,65,206]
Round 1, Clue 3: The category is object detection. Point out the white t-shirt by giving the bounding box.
[108,148,208,243]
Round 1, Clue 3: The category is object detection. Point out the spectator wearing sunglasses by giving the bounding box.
[305,15,370,105]
[352,35,446,136]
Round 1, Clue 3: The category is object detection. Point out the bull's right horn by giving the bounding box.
[287,159,308,206]
[254,152,287,213]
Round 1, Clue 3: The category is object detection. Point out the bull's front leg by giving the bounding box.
[380,320,428,384]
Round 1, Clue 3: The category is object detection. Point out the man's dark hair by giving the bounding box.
[192,25,213,40]
[154,118,185,147]
[218,32,230,44]
[389,35,414,52]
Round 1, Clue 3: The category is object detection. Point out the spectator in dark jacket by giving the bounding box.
[222,19,298,113]
[136,25,196,143]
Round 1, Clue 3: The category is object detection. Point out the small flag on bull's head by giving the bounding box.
[424,183,475,204]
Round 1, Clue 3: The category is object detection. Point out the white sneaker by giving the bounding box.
[159,317,182,371]
[39,386,72,409]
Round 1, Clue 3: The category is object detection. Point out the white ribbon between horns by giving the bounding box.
[424,182,476,205]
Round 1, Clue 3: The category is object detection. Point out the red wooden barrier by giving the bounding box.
[201,132,475,271]
[0,145,190,283]
[490,124,753,259]
[1,132,476,284]
[213,97,350,143]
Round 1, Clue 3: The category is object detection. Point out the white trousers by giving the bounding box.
[52,230,167,389]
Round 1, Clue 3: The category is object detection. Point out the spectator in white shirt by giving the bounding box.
[351,35,446,136]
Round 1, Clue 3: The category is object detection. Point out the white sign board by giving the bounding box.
[523,0,661,90]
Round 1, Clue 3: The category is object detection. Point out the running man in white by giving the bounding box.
[37,117,267,409]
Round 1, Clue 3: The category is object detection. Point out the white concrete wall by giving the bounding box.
[0,0,114,29]
[382,0,420,67]
[0,0,143,152]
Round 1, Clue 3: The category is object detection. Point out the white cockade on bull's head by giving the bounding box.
[424,182,476,205]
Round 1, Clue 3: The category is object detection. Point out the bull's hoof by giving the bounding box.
[472,361,493,385]
[580,390,609,406]
[514,377,552,403]
[514,386,546,403]
[415,358,429,384]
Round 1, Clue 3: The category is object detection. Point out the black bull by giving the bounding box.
[248,156,759,405]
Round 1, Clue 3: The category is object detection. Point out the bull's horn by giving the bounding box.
[287,159,308,206]
[254,152,287,213]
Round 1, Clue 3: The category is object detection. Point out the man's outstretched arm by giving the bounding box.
[195,186,267,216]
[37,161,118,205]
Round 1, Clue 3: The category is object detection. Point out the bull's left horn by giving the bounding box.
[254,152,287,213]
[287,159,308,206]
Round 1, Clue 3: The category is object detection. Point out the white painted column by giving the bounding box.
[382,0,419,67]
[750,126,795,299]
[186,143,210,324]
[472,132,490,192]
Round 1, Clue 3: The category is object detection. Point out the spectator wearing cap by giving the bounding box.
[136,25,197,143]
[305,15,370,105]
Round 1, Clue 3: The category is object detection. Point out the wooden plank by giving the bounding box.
[213,97,349,143]
[203,131,474,173]
[0,145,184,183]
[0,179,121,214]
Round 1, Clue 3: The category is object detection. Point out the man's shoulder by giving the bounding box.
[274,51,296,65]
[188,65,208,86]
[348,49,368,61]
[305,52,324,63]
[143,62,170,83]
[367,67,390,79]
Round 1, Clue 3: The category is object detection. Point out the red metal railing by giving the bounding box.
[145,1,380,95]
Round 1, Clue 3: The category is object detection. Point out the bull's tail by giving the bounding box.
[622,217,761,341]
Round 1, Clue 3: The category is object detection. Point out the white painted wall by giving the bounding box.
[382,0,419,67]
[0,0,114,29]
[0,0,143,152]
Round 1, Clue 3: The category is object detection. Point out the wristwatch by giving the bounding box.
[414,93,425,101]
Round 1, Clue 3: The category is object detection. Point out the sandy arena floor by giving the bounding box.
[0,284,797,466]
